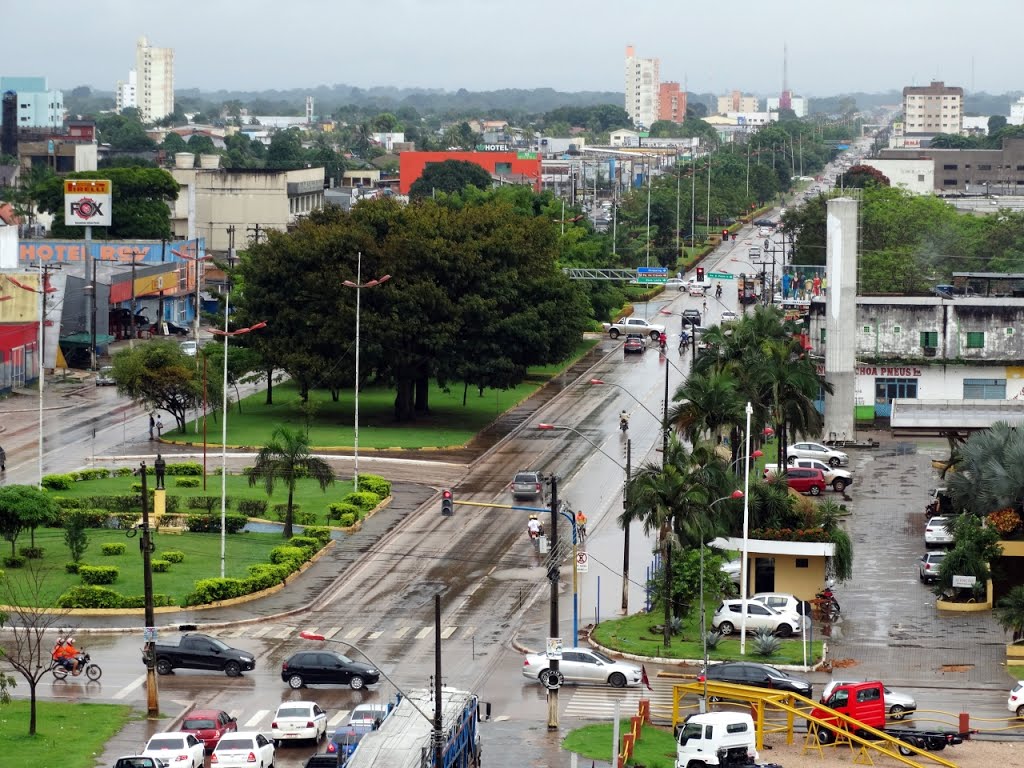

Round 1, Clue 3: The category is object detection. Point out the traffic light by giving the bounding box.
[441,489,453,516]
[696,267,705,282]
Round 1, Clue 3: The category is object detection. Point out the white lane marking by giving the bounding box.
[415,627,433,640]
[367,631,383,640]
[252,626,274,639]
[244,709,269,728]
[322,627,342,639]
[440,626,457,639]
[344,627,364,640]
[394,627,410,639]
[113,673,147,700]
[303,627,318,636]
[461,626,476,639]
[327,710,350,726]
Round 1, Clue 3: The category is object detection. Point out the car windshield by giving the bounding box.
[513,473,536,483]
[216,738,253,750]
[183,719,216,729]
[276,706,310,718]
[147,738,184,749]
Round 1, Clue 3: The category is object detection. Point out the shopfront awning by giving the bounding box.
[60,332,116,346]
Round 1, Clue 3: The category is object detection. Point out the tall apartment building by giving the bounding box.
[717,91,759,115]
[0,76,63,128]
[624,45,659,129]
[902,81,963,136]
[115,70,137,113]
[658,82,687,124]
[134,36,174,123]
[1009,96,1024,126]
[766,95,808,117]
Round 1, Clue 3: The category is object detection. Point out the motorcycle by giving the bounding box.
[619,417,629,433]
[527,522,545,545]
[52,652,103,681]
[679,332,690,352]
[715,284,723,299]
[814,587,840,620]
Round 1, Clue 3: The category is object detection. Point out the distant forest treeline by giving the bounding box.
[63,83,1024,122]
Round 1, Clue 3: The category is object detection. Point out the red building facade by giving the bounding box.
[398,151,542,195]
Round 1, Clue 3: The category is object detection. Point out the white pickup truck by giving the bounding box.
[764,458,853,493]
[602,316,665,340]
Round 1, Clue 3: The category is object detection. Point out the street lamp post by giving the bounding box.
[700,490,745,710]
[740,401,754,654]
[210,317,267,578]
[342,253,391,493]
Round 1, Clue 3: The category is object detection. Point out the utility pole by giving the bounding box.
[128,250,144,349]
[138,460,159,717]
[226,225,237,267]
[547,475,560,731]
[158,239,166,333]
[246,223,264,245]
[88,226,97,370]
[621,439,631,612]
[433,594,443,768]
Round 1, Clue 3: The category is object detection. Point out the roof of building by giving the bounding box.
[891,398,1024,436]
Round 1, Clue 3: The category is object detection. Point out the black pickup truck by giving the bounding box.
[145,632,256,677]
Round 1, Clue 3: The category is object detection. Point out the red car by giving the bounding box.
[781,467,826,496]
[180,708,237,751]
[623,334,646,354]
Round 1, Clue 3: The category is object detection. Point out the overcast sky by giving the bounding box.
[7,0,1020,98]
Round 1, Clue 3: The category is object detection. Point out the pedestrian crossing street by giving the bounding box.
[208,623,477,643]
[562,679,676,723]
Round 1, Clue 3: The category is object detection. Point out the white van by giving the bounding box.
[676,712,758,768]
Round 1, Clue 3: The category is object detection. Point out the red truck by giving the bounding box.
[809,681,964,755]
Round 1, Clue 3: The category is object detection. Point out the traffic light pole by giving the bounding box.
[547,475,560,731]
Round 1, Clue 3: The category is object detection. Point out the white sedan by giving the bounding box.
[141,732,205,768]
[720,310,738,324]
[522,647,642,688]
[271,701,327,744]
[1009,681,1024,717]
[211,732,276,768]
[787,441,849,467]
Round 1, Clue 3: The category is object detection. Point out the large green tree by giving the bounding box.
[248,427,335,538]
[0,485,57,550]
[111,341,206,432]
[34,167,179,239]
[408,159,493,199]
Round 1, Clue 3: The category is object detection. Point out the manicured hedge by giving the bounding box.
[302,526,331,544]
[151,559,171,572]
[328,502,360,522]
[184,513,247,533]
[358,474,391,498]
[101,543,126,556]
[55,586,173,609]
[269,546,306,566]
[175,477,201,488]
[341,491,381,512]
[236,499,268,517]
[163,550,185,563]
[79,565,119,585]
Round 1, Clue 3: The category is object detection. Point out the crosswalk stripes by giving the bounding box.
[244,709,270,728]
[207,623,489,643]
[327,709,351,727]
[562,683,676,721]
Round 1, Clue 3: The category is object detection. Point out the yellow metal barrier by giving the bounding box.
[670,680,958,768]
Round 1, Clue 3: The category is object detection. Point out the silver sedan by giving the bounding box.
[521,647,642,688]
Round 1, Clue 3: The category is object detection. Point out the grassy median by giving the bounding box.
[1,700,133,768]
[563,721,677,767]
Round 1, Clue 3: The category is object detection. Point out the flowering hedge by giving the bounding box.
[988,508,1021,537]
[750,528,832,543]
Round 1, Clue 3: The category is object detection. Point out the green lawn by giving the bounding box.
[593,610,822,666]
[0,700,134,768]
[1,528,285,605]
[563,721,677,768]
[48,473,355,526]
[166,340,599,449]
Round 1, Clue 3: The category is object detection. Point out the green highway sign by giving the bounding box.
[636,277,667,284]
[708,272,734,279]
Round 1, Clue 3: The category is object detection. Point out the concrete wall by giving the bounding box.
[823,197,858,443]
[862,159,933,194]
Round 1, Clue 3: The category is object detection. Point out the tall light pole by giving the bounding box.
[342,253,391,493]
[210,317,267,578]
[701,490,745,709]
[739,401,754,654]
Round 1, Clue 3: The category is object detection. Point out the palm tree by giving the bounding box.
[996,585,1024,643]
[247,427,335,538]
[668,369,745,446]
[947,422,1024,517]
[622,437,735,648]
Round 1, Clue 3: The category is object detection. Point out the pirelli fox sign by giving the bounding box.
[64,179,112,227]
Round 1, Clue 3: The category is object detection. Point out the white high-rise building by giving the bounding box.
[902,81,962,136]
[115,69,137,113]
[1009,96,1024,126]
[134,36,174,122]
[624,45,659,130]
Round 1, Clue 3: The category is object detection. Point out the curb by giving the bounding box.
[165,698,197,729]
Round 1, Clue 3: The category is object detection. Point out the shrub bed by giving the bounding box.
[163,550,185,563]
[341,491,381,512]
[237,499,268,517]
[79,565,119,585]
[101,543,126,556]
[185,513,247,533]
[151,559,171,573]
[19,547,45,559]
[358,474,391,498]
[175,477,201,488]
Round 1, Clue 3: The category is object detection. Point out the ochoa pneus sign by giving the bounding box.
[64,179,112,227]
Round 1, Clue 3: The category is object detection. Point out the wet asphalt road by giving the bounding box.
[7,226,1024,766]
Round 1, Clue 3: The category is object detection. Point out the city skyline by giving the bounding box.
[4,0,1023,97]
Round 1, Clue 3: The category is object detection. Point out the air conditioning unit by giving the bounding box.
[923,347,937,357]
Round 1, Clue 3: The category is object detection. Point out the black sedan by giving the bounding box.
[701,661,812,698]
[281,650,380,690]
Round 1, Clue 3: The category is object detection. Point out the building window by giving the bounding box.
[1008,328,1016,336]
[920,331,938,348]
[862,325,871,333]
[876,377,918,402]
[963,378,1006,399]
[795,558,809,569]
[494,162,512,174]
[893,325,901,334]
[942,164,958,170]
[965,331,985,349]
[918,174,925,182]
[943,179,957,186]
[978,164,992,171]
